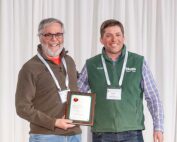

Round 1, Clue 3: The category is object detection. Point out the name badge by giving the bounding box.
[106,88,122,100]
[59,89,70,103]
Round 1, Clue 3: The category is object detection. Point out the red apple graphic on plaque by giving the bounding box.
[73,98,78,102]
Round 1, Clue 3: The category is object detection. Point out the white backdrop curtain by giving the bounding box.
[0,0,176,142]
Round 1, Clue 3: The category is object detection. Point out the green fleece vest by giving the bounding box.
[86,46,145,132]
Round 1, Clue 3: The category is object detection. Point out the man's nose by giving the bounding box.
[51,35,58,40]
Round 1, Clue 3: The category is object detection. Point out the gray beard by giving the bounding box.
[42,44,64,57]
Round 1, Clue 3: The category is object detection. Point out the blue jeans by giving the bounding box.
[29,134,81,142]
[92,130,144,142]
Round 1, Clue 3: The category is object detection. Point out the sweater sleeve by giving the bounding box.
[15,66,56,131]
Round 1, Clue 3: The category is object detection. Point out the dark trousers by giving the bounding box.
[92,130,144,142]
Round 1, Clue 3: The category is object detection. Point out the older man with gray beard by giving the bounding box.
[15,18,81,142]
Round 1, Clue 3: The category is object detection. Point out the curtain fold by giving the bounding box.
[0,0,176,142]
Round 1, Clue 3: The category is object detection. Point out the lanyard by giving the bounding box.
[101,50,128,86]
[37,53,69,91]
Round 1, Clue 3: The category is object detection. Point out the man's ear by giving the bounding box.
[100,37,103,45]
[39,36,42,43]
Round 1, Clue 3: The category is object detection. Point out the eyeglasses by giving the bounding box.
[41,33,64,40]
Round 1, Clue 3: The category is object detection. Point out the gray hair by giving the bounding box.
[38,18,64,35]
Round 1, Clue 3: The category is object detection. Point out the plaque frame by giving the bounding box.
[65,91,96,126]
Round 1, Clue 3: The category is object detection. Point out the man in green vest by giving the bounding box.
[78,19,164,142]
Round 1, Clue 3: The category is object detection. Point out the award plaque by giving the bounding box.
[65,91,96,126]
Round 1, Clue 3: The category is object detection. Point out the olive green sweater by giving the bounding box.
[15,45,81,135]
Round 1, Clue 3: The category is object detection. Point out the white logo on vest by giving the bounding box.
[126,67,136,72]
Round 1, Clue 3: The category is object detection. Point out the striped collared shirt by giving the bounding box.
[77,59,164,132]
